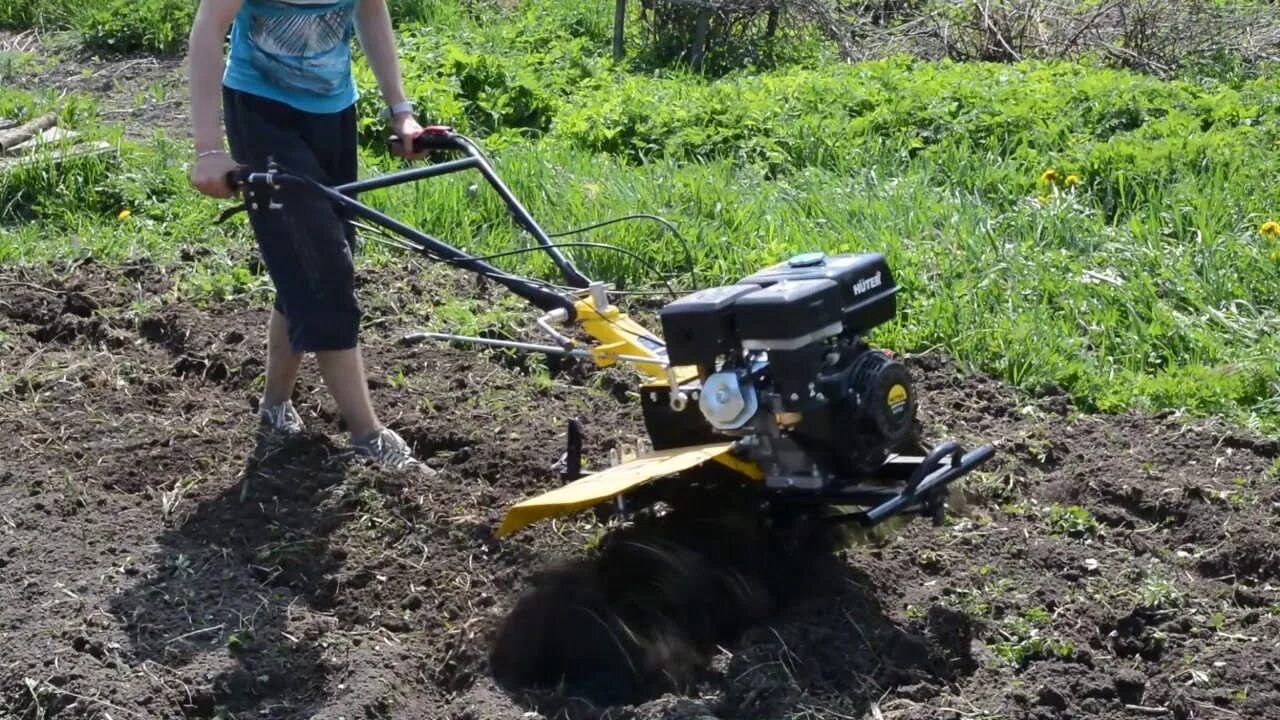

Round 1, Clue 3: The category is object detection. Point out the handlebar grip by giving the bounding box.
[387,134,428,154]
[388,128,463,155]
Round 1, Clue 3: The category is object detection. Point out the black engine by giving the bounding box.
[655,252,917,492]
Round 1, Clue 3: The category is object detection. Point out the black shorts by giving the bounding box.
[223,85,360,353]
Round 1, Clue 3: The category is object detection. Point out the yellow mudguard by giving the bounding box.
[496,443,762,537]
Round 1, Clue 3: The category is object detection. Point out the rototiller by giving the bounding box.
[225,126,994,539]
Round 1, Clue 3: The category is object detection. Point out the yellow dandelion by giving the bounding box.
[1040,169,1059,184]
[1065,173,1081,188]
[118,209,131,220]
[1037,193,1052,205]
[1260,221,1280,239]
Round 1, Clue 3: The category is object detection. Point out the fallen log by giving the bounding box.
[0,140,115,173]
[0,113,57,153]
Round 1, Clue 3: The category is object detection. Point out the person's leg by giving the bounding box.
[262,306,302,406]
[241,317,374,441]
[302,102,380,442]
[243,94,428,473]
[256,304,306,436]
[314,346,379,439]
[294,99,426,465]
[225,89,305,437]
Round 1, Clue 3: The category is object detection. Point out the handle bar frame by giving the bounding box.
[225,126,590,319]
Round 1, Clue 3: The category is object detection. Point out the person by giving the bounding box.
[186,0,434,475]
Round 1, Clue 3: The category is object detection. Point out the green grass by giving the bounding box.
[1047,504,1101,538]
[1,0,1278,432]
[0,0,77,31]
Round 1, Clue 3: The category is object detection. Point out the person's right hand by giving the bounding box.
[190,151,244,199]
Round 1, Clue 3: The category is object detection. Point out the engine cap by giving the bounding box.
[787,251,827,268]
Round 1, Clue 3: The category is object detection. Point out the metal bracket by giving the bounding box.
[666,368,689,412]
[552,418,584,481]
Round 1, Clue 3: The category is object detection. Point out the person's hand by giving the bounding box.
[190,151,243,199]
[389,113,427,161]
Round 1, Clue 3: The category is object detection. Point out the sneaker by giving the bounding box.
[352,427,437,477]
[259,399,305,436]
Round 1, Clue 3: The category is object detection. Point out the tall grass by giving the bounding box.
[356,141,1280,426]
[1,0,1277,431]
[6,132,1276,429]
[0,0,75,31]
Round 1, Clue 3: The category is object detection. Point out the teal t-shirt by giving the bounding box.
[223,0,360,115]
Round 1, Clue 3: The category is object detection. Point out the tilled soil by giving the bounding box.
[1,253,1279,720]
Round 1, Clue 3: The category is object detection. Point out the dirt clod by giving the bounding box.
[1114,669,1147,705]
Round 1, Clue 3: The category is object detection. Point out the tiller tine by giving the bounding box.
[550,418,584,482]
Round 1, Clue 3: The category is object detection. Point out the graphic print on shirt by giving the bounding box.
[245,0,356,97]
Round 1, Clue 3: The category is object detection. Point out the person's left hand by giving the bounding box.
[390,113,427,161]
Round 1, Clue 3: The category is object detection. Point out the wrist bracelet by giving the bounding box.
[198,149,226,158]
[380,101,414,121]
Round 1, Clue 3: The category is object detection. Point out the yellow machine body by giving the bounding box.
[570,298,697,385]
[494,299,761,537]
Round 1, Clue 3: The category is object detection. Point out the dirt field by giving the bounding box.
[3,29,1280,720]
[2,249,1279,720]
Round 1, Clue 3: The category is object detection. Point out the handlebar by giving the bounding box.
[222,125,463,192]
[387,125,467,155]
[213,124,594,314]
[221,162,581,317]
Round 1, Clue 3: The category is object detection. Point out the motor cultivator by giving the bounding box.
[225,126,995,541]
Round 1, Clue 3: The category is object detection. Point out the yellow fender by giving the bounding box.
[496,442,763,537]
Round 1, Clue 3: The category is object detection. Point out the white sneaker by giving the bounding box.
[259,399,305,436]
[353,427,437,477]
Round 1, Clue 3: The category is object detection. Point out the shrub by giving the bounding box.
[77,0,194,56]
[353,16,608,144]
[552,58,1280,207]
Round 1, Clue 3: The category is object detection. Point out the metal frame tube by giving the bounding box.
[336,157,481,195]
[454,136,591,289]
[403,331,665,366]
[331,134,591,289]
[249,171,578,316]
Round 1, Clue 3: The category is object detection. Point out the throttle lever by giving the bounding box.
[214,168,248,224]
[215,203,246,225]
